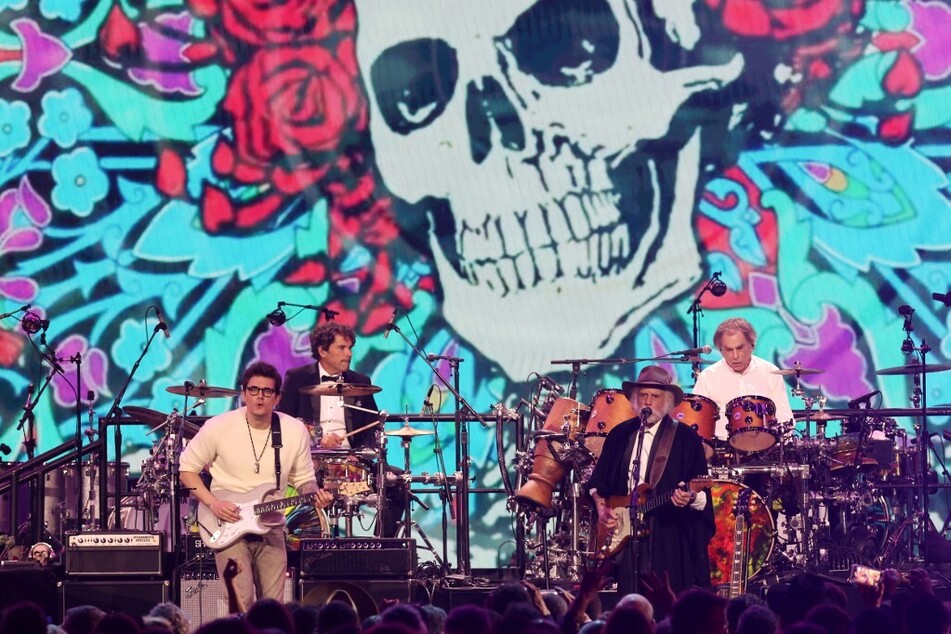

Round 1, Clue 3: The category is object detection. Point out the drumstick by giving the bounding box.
[342,420,380,439]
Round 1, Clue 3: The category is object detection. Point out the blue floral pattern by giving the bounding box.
[38,88,93,148]
[39,0,83,21]
[50,147,109,216]
[0,100,31,157]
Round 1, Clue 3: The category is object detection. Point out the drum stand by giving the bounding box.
[395,433,445,571]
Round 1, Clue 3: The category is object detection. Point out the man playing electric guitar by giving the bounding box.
[180,361,333,611]
[587,365,715,597]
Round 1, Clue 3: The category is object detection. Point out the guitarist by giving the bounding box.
[587,365,716,597]
[180,361,334,611]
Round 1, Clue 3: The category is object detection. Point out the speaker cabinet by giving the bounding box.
[0,567,56,617]
[180,569,294,628]
[299,579,416,621]
[58,579,169,620]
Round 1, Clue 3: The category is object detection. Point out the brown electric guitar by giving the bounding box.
[592,476,711,558]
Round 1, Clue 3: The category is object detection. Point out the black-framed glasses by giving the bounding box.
[245,386,277,397]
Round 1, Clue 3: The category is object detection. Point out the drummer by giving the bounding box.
[693,317,794,441]
[278,321,404,537]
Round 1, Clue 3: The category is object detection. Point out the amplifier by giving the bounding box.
[300,538,416,579]
[181,569,294,627]
[65,531,164,576]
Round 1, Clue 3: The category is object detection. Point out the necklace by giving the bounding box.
[245,415,272,474]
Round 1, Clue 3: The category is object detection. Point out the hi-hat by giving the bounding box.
[166,384,240,398]
[301,383,382,397]
[773,367,824,376]
[384,426,434,438]
[875,363,951,376]
[123,406,168,426]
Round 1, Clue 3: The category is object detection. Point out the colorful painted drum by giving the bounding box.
[707,480,775,587]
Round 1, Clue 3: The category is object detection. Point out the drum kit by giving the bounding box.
[512,360,951,590]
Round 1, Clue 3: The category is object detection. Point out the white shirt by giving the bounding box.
[317,363,350,449]
[627,421,707,511]
[693,355,794,439]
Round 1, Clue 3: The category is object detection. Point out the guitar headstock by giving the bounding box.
[733,487,752,519]
[688,475,712,493]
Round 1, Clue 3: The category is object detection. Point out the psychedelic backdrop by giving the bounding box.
[2,0,951,567]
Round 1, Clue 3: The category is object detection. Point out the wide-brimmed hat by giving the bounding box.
[621,365,684,404]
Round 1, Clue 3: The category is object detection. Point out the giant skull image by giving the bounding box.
[356,0,744,379]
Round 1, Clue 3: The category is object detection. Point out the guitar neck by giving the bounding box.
[253,494,311,516]
[729,514,748,597]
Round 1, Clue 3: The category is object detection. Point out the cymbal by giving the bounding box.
[773,367,824,376]
[875,363,951,376]
[300,383,383,397]
[123,406,168,426]
[166,384,240,398]
[384,426,434,438]
[793,410,845,421]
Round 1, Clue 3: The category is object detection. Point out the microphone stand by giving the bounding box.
[686,272,725,382]
[99,322,165,530]
[628,416,648,593]
[386,320,488,580]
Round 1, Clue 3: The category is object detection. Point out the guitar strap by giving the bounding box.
[271,412,283,490]
[647,416,676,489]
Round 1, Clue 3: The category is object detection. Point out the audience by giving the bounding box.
[0,561,947,634]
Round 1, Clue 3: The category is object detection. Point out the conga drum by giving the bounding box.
[514,397,588,511]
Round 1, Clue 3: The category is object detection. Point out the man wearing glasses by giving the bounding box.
[180,361,333,610]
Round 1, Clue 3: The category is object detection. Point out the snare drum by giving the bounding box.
[726,395,778,452]
[314,456,373,497]
[827,433,878,473]
[707,480,775,587]
[584,389,635,459]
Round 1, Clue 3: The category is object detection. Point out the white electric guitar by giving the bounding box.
[196,481,364,550]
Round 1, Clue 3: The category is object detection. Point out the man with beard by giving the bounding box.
[277,321,404,537]
[588,365,714,595]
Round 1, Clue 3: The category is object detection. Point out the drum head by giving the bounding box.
[707,480,774,587]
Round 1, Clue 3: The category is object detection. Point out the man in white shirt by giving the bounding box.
[180,361,333,610]
[693,317,794,447]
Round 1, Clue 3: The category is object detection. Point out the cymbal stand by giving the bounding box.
[385,317,487,579]
[396,428,445,571]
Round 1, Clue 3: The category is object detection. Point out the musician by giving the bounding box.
[693,317,794,440]
[277,321,404,537]
[179,361,333,610]
[588,365,715,595]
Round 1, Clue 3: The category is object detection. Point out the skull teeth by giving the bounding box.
[457,189,631,294]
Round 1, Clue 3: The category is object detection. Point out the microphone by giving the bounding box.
[383,309,398,339]
[898,305,915,317]
[709,272,727,297]
[21,312,45,335]
[538,375,564,394]
[934,290,951,307]
[266,307,287,326]
[421,384,437,414]
[669,345,712,356]
[22,382,34,411]
[155,309,171,339]
[848,390,881,409]
[640,407,652,423]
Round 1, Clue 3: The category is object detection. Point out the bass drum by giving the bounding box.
[707,481,775,588]
[584,389,635,459]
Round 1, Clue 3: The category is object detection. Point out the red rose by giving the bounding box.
[222,39,365,180]
[188,0,355,51]
[705,0,858,40]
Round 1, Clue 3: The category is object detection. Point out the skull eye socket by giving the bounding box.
[370,38,458,135]
[501,0,619,88]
